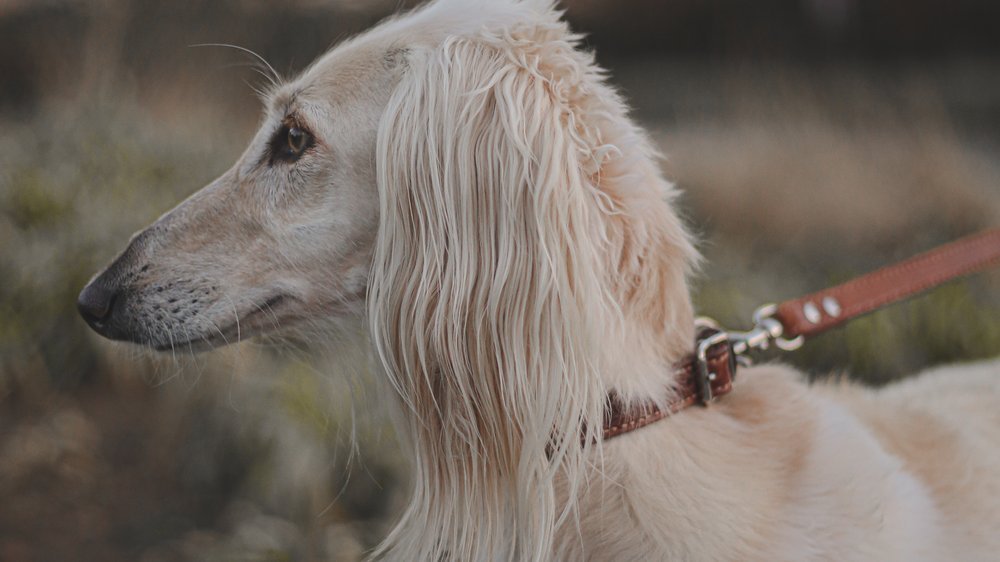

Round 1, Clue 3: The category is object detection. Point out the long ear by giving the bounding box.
[368,27,617,561]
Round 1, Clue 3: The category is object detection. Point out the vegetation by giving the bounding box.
[0,2,997,560]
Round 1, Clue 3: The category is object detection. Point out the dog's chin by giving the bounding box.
[152,335,232,353]
[149,323,260,353]
[145,293,363,353]
[149,294,296,353]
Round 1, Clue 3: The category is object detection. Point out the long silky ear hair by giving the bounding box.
[368,8,697,560]
[369,22,615,560]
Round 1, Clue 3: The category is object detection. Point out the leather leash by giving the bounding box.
[602,228,1000,441]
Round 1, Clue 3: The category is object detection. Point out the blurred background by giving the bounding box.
[1,0,998,560]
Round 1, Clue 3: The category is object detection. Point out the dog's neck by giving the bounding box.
[368,9,699,558]
[586,130,699,405]
[372,129,700,561]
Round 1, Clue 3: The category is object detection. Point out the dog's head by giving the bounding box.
[78,0,696,370]
[76,4,427,350]
[79,0,700,557]
[77,63,387,349]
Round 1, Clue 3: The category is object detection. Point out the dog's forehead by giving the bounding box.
[291,0,553,91]
[307,39,396,88]
[270,84,317,111]
[260,0,560,134]
[270,46,388,117]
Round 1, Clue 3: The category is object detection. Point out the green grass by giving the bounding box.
[1,69,998,560]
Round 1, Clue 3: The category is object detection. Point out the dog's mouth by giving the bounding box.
[152,294,292,352]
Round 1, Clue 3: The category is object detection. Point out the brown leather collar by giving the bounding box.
[603,228,1000,441]
[603,328,735,440]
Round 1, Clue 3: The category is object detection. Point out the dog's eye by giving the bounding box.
[269,124,314,165]
[287,127,308,155]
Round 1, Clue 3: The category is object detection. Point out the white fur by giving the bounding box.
[85,0,1000,559]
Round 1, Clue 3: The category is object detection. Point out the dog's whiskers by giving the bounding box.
[189,43,281,87]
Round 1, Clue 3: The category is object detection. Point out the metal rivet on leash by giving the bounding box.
[822,296,841,317]
[803,302,821,324]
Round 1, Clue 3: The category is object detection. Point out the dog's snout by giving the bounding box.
[77,280,119,330]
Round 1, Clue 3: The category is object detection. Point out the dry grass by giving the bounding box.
[642,63,1000,382]
[1,43,998,562]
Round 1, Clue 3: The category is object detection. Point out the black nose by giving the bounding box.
[77,280,119,331]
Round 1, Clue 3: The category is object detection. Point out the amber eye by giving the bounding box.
[287,127,308,155]
[268,123,313,165]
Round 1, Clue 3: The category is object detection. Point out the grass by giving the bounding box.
[1,63,998,560]
[0,105,401,561]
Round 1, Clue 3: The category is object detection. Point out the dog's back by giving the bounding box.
[827,359,1000,559]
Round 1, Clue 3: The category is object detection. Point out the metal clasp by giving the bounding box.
[693,303,804,404]
[727,303,804,355]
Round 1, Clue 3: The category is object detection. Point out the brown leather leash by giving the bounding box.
[602,228,1000,441]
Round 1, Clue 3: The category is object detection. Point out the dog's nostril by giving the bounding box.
[77,282,119,326]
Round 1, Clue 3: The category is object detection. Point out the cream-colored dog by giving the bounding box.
[78,1,1000,560]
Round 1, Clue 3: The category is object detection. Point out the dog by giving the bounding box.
[77,0,1000,559]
